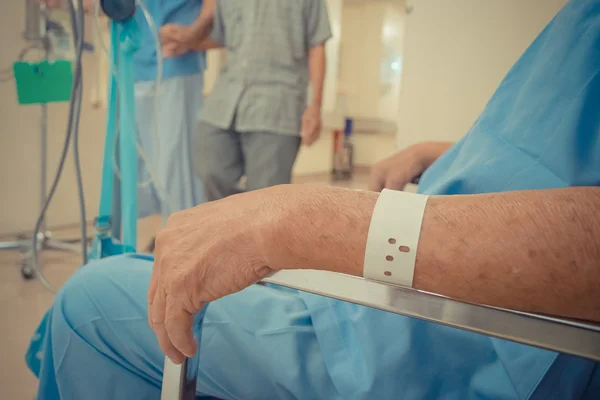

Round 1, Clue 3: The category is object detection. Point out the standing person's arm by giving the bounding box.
[300,0,333,146]
[308,46,326,113]
[192,37,223,51]
[189,0,216,41]
[160,0,218,57]
[190,0,226,50]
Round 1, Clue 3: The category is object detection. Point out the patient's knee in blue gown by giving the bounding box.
[53,256,151,330]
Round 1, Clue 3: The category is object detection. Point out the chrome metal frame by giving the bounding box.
[162,270,600,399]
[0,31,85,278]
[161,357,200,400]
[0,102,85,279]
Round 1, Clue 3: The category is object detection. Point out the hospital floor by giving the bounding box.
[0,173,369,400]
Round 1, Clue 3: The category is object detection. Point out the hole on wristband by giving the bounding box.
[384,271,392,277]
[386,255,394,261]
[399,246,411,253]
[388,238,396,244]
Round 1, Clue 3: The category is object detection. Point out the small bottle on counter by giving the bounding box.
[332,118,354,181]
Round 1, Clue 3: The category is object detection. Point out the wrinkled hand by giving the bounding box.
[149,189,280,364]
[300,105,322,146]
[160,24,195,58]
[369,144,429,192]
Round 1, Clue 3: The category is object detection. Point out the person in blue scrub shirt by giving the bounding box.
[131,0,208,229]
[43,0,217,249]
[28,0,600,398]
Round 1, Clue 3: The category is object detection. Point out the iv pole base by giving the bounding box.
[0,231,90,280]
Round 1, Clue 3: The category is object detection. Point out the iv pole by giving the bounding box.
[0,1,86,279]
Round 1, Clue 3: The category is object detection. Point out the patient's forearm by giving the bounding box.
[416,188,600,321]
[265,186,600,322]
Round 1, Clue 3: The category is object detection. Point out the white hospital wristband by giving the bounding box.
[363,189,429,287]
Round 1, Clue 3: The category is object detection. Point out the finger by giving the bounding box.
[173,28,187,43]
[148,262,159,301]
[163,44,177,58]
[310,128,321,145]
[159,25,176,41]
[151,284,185,364]
[160,31,182,48]
[164,43,187,58]
[147,263,160,327]
[161,26,184,43]
[368,174,385,192]
[307,125,320,146]
[165,298,198,358]
[300,127,308,145]
[301,118,315,141]
[172,45,188,57]
[385,176,407,191]
[148,235,165,325]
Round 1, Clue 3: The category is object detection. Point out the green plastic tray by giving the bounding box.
[13,60,73,105]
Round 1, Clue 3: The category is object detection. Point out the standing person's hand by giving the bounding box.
[160,24,195,57]
[148,188,281,364]
[300,104,322,146]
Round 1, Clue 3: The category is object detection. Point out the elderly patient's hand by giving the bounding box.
[370,142,455,192]
[149,189,280,364]
[369,144,431,192]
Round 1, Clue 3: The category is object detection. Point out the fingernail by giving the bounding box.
[170,354,184,365]
[184,348,197,358]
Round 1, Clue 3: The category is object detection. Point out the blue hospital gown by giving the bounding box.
[26,0,600,398]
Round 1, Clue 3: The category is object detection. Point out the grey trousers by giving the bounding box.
[195,121,302,201]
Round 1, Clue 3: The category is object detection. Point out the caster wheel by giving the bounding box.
[21,265,35,280]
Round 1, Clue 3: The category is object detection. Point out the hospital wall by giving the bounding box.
[395,0,567,149]
[0,0,569,236]
[293,0,567,174]
[294,0,404,175]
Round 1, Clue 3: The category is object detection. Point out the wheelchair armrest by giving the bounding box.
[263,270,600,360]
[162,270,600,399]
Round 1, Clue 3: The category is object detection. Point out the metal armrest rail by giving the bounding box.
[163,270,600,399]
[263,270,600,360]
